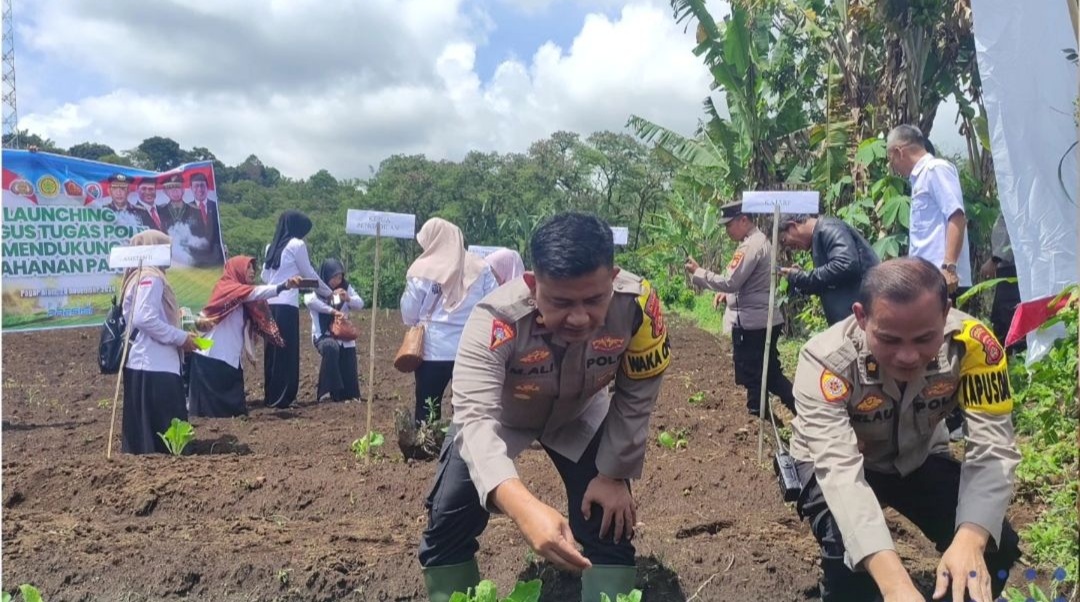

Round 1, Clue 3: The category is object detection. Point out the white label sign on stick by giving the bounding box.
[611,227,629,246]
[468,245,506,258]
[108,244,172,269]
[741,191,820,214]
[346,210,417,239]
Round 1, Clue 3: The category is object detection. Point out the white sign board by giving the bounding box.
[741,191,820,214]
[468,245,506,258]
[611,227,629,246]
[346,210,416,239]
[108,244,172,269]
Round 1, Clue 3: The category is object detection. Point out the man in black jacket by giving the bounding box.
[779,214,879,325]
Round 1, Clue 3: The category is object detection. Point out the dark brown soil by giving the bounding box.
[0,314,1028,601]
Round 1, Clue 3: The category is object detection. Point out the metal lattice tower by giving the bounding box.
[2,0,18,148]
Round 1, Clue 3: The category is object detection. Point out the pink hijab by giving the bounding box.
[406,218,486,311]
[484,249,525,285]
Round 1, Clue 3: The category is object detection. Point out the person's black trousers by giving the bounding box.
[732,326,796,415]
[795,455,1020,601]
[418,427,635,568]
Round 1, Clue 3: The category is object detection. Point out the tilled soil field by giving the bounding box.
[1,313,1019,601]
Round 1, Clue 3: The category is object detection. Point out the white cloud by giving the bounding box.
[19,1,712,179]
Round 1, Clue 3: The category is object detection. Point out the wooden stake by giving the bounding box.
[364,223,381,463]
[757,204,781,463]
[106,260,143,460]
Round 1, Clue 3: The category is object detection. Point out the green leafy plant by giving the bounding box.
[156,418,195,456]
[687,391,706,405]
[657,429,688,450]
[350,431,385,459]
[999,566,1073,602]
[449,579,541,602]
[2,585,44,602]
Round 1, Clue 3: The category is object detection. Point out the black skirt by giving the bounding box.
[264,304,300,408]
[122,368,188,455]
[316,338,361,401]
[188,353,247,418]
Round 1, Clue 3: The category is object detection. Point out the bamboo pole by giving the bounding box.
[364,223,381,463]
[106,260,143,460]
[757,205,781,463]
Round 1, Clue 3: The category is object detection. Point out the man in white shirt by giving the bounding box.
[886,125,972,294]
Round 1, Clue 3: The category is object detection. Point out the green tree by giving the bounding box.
[137,136,185,171]
[68,142,116,161]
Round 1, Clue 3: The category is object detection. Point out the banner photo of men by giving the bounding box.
[1,150,226,331]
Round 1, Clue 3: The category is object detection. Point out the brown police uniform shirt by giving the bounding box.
[789,309,1020,568]
[691,227,783,330]
[451,270,670,508]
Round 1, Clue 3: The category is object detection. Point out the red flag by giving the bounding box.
[1005,294,1073,347]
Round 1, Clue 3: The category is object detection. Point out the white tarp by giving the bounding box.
[972,0,1078,361]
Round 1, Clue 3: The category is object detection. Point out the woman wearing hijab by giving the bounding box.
[305,258,365,403]
[188,257,303,418]
[261,210,331,408]
[120,230,199,454]
[484,248,526,286]
[400,218,498,425]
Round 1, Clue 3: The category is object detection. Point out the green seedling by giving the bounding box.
[157,418,195,456]
[449,579,541,602]
[601,591,643,602]
[657,430,688,450]
[687,391,706,405]
[97,398,111,410]
[276,568,290,585]
[3,585,45,602]
[350,431,385,459]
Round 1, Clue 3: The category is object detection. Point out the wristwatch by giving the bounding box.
[940,262,958,273]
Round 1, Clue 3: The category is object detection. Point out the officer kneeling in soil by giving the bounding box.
[790,257,1020,602]
[418,212,670,602]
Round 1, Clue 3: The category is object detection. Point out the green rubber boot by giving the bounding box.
[580,564,637,602]
[422,559,481,602]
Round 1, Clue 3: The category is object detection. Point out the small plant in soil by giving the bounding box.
[450,579,541,602]
[687,391,706,405]
[395,399,449,461]
[157,418,195,456]
[3,584,44,602]
[97,398,111,409]
[657,429,688,450]
[350,431,385,459]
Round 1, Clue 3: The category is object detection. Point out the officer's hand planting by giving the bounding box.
[516,498,592,572]
[932,524,992,602]
[582,474,636,543]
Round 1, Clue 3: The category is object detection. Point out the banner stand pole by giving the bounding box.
[364,223,381,463]
[106,259,143,460]
[757,205,781,464]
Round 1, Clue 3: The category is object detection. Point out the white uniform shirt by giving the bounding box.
[399,267,498,362]
[124,275,188,375]
[304,286,365,349]
[261,238,331,307]
[197,284,281,369]
[908,154,973,287]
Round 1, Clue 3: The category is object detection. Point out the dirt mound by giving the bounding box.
[1,313,973,600]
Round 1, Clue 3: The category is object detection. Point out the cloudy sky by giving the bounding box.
[14,0,962,180]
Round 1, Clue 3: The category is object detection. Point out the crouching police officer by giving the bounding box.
[790,257,1020,602]
[418,213,671,602]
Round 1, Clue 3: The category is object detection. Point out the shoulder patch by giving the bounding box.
[490,319,516,350]
[819,370,851,403]
[727,251,745,272]
[623,279,670,380]
[954,319,1013,415]
[591,335,625,353]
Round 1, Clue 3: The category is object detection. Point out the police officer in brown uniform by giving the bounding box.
[418,213,670,602]
[685,201,796,416]
[790,258,1020,602]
